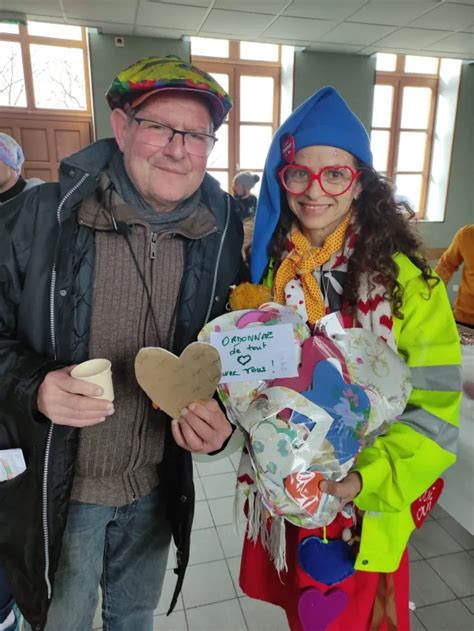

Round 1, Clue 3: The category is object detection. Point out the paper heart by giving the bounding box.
[135,343,221,419]
[411,478,444,528]
[285,471,324,515]
[272,336,350,393]
[302,360,370,464]
[298,587,349,631]
[236,309,279,328]
[251,419,298,481]
[298,536,356,586]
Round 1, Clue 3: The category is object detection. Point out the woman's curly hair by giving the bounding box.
[268,162,438,319]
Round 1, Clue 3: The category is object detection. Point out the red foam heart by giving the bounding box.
[285,471,324,515]
[411,478,444,529]
[271,335,350,393]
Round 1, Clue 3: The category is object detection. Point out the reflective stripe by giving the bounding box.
[399,405,458,454]
[410,365,462,392]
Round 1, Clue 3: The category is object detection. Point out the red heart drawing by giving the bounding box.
[285,471,324,516]
[298,587,348,631]
[411,478,444,529]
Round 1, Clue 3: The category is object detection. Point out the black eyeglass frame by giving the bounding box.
[131,116,217,156]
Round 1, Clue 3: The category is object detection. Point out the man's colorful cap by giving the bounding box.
[106,55,232,130]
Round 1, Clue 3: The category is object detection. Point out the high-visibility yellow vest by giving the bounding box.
[354,252,462,572]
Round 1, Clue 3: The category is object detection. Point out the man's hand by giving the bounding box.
[319,472,362,506]
[171,399,232,454]
[37,366,115,427]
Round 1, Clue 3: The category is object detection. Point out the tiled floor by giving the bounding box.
[92,451,474,631]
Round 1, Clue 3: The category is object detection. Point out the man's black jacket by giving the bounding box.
[0,139,243,629]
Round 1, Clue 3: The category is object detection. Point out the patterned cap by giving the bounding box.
[106,55,232,129]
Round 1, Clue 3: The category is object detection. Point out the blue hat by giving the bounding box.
[250,86,373,283]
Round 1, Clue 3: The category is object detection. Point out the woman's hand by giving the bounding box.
[171,399,232,454]
[319,472,362,506]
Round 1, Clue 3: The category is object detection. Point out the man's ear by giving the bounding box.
[110,108,129,152]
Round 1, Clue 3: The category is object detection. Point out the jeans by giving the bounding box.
[30,485,171,631]
[0,566,21,631]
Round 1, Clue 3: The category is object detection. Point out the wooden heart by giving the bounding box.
[135,342,222,420]
[411,478,444,529]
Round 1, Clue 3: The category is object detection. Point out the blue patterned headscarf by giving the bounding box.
[0,133,24,174]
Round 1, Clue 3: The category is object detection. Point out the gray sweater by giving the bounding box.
[71,178,216,506]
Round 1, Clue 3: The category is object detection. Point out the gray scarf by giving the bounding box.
[107,151,201,230]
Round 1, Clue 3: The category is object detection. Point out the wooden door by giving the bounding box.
[1,113,92,181]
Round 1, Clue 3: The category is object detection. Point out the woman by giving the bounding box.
[238,87,461,630]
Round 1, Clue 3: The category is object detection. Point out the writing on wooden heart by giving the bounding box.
[298,587,348,631]
[135,343,222,420]
[411,478,444,529]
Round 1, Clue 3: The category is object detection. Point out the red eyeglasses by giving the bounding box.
[279,163,361,197]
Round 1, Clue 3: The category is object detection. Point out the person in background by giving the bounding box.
[233,171,260,261]
[0,133,43,205]
[0,131,43,631]
[0,56,242,631]
[232,171,260,221]
[436,224,474,328]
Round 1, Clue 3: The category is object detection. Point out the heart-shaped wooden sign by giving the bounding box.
[411,478,444,529]
[135,342,222,419]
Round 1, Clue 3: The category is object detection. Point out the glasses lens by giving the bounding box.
[283,166,311,193]
[320,167,354,196]
[137,120,172,148]
[184,133,215,158]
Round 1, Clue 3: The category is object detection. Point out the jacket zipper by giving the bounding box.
[150,231,158,259]
[204,196,231,324]
[43,173,89,603]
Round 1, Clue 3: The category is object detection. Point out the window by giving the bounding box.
[191,39,281,192]
[371,54,440,217]
[0,40,27,107]
[0,21,91,112]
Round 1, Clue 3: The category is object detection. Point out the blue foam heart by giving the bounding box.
[301,361,370,463]
[298,536,356,586]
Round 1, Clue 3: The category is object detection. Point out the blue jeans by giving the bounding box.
[36,486,171,631]
[0,565,20,630]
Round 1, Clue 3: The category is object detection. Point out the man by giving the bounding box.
[0,133,43,205]
[0,56,243,630]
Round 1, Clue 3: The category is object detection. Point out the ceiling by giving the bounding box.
[1,0,473,60]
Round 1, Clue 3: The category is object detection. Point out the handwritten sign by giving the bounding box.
[210,324,299,383]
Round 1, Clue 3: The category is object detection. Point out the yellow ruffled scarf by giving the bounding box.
[274,213,352,326]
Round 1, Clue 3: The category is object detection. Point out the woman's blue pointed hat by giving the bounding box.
[250,86,373,283]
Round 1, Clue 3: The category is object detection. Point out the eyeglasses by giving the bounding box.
[279,163,361,196]
[132,117,217,158]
